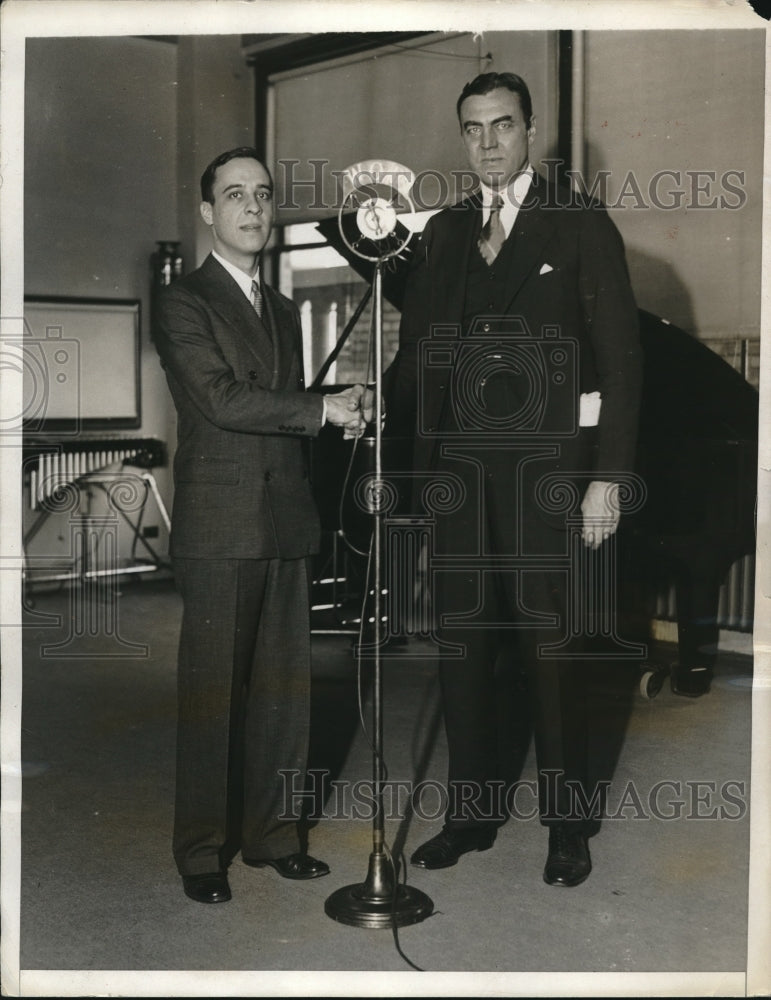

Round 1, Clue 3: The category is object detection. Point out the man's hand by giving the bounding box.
[581,480,620,549]
[325,385,367,439]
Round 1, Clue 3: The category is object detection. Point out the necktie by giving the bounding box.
[250,278,263,319]
[478,193,505,265]
[251,276,276,373]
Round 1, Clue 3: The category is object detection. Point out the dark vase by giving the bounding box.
[150,241,184,339]
[153,240,184,288]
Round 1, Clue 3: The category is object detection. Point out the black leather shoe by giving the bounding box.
[410,825,496,869]
[543,824,592,887]
[243,852,330,880]
[182,872,231,904]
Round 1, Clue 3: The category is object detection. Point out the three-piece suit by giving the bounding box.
[389,172,643,827]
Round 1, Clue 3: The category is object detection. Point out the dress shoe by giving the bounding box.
[243,852,330,880]
[671,665,712,698]
[543,824,592,887]
[182,872,231,904]
[410,825,496,869]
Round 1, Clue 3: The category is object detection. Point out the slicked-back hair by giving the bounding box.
[456,72,534,130]
[200,147,273,204]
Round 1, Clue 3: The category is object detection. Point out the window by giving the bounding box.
[272,213,436,386]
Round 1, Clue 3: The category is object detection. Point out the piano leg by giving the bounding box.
[670,567,722,698]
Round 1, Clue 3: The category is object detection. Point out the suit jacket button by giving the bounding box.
[482,322,491,332]
[248,370,258,380]
[264,471,272,482]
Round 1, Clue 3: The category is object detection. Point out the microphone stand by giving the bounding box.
[324,260,433,930]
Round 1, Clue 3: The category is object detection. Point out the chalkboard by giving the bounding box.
[22,296,141,433]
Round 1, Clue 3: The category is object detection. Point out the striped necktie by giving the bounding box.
[250,278,263,319]
[478,193,506,265]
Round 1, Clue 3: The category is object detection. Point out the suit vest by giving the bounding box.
[462,215,519,332]
[435,220,523,435]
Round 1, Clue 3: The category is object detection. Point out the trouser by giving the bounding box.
[172,556,312,876]
[430,445,590,830]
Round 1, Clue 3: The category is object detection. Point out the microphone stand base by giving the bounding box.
[325,882,434,930]
[325,853,433,929]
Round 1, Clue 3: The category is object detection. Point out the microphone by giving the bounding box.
[336,159,416,262]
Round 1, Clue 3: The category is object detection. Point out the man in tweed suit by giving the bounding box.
[155,147,368,904]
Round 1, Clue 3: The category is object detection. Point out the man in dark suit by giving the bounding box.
[389,73,642,886]
[154,147,369,904]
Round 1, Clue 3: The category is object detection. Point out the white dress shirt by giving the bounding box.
[212,250,259,302]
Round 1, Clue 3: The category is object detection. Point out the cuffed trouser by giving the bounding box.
[431,445,589,830]
[172,556,311,876]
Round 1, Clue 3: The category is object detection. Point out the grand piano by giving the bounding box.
[310,217,759,698]
[621,310,758,696]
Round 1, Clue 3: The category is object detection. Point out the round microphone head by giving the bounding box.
[356,197,398,240]
[337,160,415,262]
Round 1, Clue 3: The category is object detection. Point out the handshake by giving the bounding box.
[324,384,377,440]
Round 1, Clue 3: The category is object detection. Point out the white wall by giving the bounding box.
[583,29,764,341]
[25,36,179,568]
[24,35,254,570]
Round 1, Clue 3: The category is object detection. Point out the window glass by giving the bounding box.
[277,213,436,386]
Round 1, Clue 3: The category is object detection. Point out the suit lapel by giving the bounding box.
[198,255,276,381]
[434,195,481,323]
[500,175,557,315]
[432,183,557,322]
[262,284,299,390]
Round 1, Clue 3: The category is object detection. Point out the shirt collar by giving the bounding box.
[212,250,260,301]
[479,165,534,210]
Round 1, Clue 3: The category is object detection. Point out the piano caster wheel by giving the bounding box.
[639,667,667,700]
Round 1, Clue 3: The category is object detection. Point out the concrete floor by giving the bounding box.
[12,576,755,996]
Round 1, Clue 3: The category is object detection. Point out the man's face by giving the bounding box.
[200,157,273,272]
[459,87,534,190]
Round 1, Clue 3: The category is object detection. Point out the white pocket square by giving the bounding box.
[539,263,554,275]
